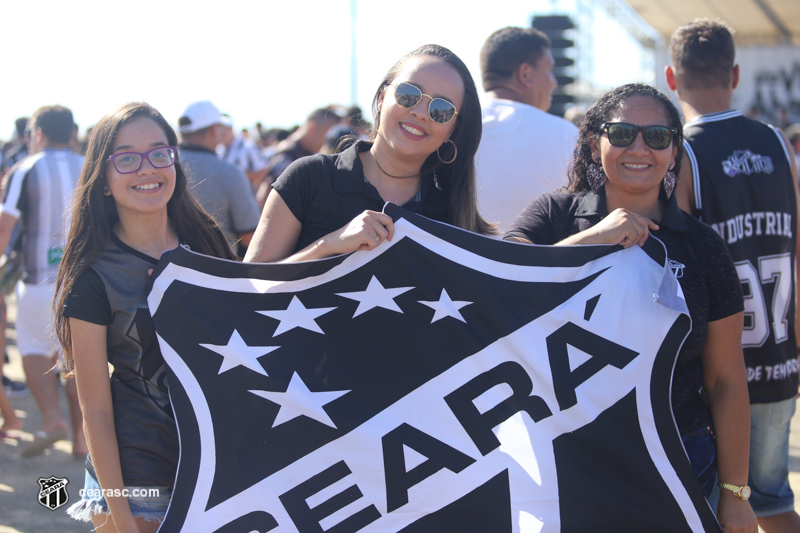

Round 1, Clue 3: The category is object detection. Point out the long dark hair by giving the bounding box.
[567,83,684,193]
[54,102,235,368]
[371,44,496,235]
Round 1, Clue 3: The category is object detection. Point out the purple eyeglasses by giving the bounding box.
[108,146,177,174]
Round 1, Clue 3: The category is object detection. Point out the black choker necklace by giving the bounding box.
[373,156,420,179]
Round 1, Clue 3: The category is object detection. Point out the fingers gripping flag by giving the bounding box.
[148,204,720,532]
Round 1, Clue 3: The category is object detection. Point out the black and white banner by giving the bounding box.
[148,204,719,532]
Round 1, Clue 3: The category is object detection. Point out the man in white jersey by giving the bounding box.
[475,26,578,234]
[0,105,86,456]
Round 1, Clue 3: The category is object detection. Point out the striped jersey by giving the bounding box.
[1,148,83,284]
[683,110,797,403]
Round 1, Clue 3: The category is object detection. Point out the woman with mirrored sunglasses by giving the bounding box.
[244,44,496,264]
[505,84,757,531]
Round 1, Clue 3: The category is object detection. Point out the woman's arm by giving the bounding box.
[70,318,139,533]
[701,312,758,533]
[556,208,659,247]
[243,190,304,263]
[244,190,394,263]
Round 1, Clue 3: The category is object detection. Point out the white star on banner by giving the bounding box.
[418,289,472,323]
[200,330,278,376]
[249,372,350,428]
[336,275,414,317]
[257,296,336,336]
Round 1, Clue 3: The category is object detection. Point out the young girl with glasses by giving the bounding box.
[504,83,757,531]
[244,44,496,263]
[55,102,234,532]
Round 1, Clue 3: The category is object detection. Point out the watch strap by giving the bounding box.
[718,482,750,501]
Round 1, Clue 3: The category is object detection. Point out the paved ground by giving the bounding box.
[0,298,798,532]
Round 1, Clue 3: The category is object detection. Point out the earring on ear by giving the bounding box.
[587,160,606,191]
[664,163,676,199]
[437,139,457,164]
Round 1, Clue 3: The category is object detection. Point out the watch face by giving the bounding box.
[741,486,751,500]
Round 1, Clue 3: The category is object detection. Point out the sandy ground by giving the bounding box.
[0,297,87,533]
[0,298,799,532]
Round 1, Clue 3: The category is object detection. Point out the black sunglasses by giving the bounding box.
[391,82,459,124]
[601,123,677,150]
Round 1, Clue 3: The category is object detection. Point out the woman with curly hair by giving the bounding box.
[505,83,757,532]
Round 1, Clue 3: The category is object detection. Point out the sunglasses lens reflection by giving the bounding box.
[607,124,637,147]
[394,83,422,109]
[643,128,673,150]
[429,99,457,124]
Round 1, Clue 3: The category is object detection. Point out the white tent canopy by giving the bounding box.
[627,0,799,45]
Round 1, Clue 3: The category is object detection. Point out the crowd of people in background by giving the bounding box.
[3,98,798,203]
[0,16,799,533]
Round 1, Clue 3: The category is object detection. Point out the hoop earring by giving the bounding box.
[664,164,676,199]
[587,162,606,191]
[437,139,457,164]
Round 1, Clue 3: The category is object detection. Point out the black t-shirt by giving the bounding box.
[62,235,178,487]
[273,141,448,252]
[506,188,744,434]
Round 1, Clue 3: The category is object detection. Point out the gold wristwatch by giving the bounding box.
[718,482,751,501]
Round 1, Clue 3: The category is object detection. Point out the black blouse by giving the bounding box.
[272,141,448,252]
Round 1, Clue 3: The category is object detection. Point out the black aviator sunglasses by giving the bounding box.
[601,123,677,150]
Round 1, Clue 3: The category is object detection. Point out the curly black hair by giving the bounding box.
[567,83,684,193]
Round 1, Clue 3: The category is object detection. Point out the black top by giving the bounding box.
[684,110,798,403]
[506,187,745,433]
[62,235,178,487]
[273,141,448,252]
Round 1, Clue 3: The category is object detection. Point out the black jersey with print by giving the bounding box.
[684,110,798,403]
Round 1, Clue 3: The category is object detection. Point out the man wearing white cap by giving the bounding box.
[178,101,261,254]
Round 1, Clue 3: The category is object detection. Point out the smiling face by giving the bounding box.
[376,56,464,163]
[105,116,176,219]
[590,95,677,200]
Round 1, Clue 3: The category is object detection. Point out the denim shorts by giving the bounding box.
[681,424,717,499]
[749,397,796,516]
[66,470,171,523]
